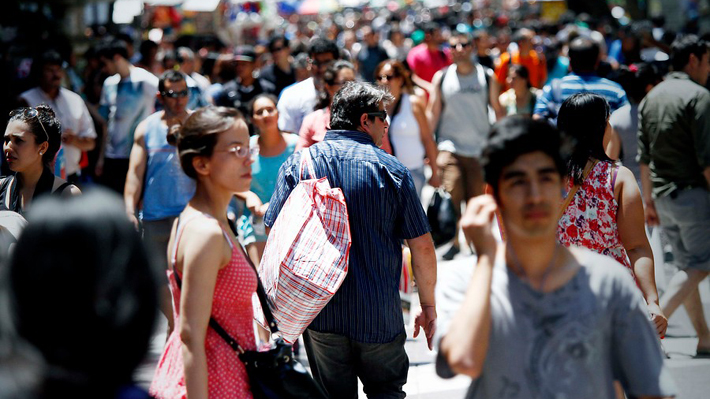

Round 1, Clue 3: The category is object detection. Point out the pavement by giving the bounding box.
[136,247,710,398]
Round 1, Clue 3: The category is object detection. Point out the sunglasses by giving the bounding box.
[161,89,189,98]
[367,111,388,122]
[9,107,49,142]
[376,74,398,82]
[452,42,472,49]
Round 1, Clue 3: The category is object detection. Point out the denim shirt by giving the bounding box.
[265,129,431,343]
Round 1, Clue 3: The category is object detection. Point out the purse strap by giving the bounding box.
[171,214,280,355]
[559,159,599,219]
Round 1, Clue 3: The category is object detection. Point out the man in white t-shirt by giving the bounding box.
[277,38,341,133]
[18,51,96,182]
[97,39,159,194]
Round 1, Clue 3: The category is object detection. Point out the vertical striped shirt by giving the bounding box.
[265,130,431,343]
[533,73,629,120]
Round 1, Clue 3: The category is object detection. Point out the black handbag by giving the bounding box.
[426,187,457,247]
[173,219,326,399]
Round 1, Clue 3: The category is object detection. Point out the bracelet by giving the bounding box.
[421,304,436,308]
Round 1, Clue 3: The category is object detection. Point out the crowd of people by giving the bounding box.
[0,6,709,399]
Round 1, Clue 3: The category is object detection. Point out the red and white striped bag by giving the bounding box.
[257,148,351,343]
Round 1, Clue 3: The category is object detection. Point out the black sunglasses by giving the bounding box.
[9,107,49,142]
[367,111,388,122]
[161,89,189,98]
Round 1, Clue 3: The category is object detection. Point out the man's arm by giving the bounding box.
[124,119,149,229]
[426,69,444,132]
[487,73,505,121]
[440,195,499,378]
[407,233,437,350]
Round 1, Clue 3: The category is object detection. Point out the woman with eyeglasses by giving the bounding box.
[1,105,80,215]
[235,93,297,266]
[374,59,440,197]
[150,106,257,399]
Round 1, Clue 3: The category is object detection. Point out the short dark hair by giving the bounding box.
[317,60,355,110]
[482,116,567,193]
[308,37,340,60]
[139,39,158,60]
[568,37,600,73]
[96,38,129,61]
[9,189,158,394]
[268,35,289,53]
[176,106,246,179]
[8,105,62,168]
[158,70,187,93]
[670,34,709,71]
[557,93,613,185]
[330,82,394,131]
[36,50,63,70]
[508,64,531,88]
[422,22,440,35]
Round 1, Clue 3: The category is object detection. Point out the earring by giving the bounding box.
[39,152,44,155]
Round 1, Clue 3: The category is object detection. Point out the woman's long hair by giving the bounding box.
[557,92,613,185]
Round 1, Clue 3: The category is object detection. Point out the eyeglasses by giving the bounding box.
[367,111,388,122]
[161,89,189,98]
[452,42,472,49]
[9,107,49,143]
[215,145,259,159]
[376,74,398,82]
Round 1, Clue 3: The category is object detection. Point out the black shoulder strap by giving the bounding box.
[53,182,73,196]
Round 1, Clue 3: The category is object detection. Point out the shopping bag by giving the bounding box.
[427,188,457,247]
[258,148,351,344]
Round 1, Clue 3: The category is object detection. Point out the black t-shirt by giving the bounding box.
[213,78,277,117]
[259,63,296,97]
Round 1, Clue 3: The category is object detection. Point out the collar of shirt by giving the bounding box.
[569,72,597,78]
[665,71,691,81]
[324,129,376,146]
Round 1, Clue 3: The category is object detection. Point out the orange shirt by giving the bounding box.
[495,50,547,90]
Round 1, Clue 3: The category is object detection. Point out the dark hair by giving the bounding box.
[568,37,600,73]
[248,93,278,117]
[139,39,158,61]
[176,106,246,179]
[308,38,340,59]
[670,34,709,71]
[482,116,567,193]
[330,82,394,131]
[421,22,440,35]
[161,49,178,69]
[35,50,63,70]
[9,189,158,396]
[316,60,355,110]
[96,39,129,61]
[374,59,413,93]
[8,105,62,168]
[158,70,187,93]
[557,93,613,185]
[612,63,660,103]
[508,64,531,88]
[268,35,289,53]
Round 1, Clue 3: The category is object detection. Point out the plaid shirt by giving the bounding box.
[265,130,431,343]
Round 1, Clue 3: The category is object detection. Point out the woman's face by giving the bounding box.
[375,63,402,94]
[507,69,527,92]
[325,68,355,101]
[206,120,253,193]
[4,120,46,173]
[252,97,279,133]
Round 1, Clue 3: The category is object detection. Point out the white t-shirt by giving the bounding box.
[20,87,97,175]
[277,77,318,133]
[100,67,159,159]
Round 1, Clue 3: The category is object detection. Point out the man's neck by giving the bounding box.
[118,62,132,79]
[456,60,475,75]
[506,234,558,280]
[275,58,292,72]
[162,109,188,123]
[239,75,255,87]
[39,85,59,99]
[426,42,438,51]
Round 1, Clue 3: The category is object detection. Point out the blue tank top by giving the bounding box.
[142,113,195,221]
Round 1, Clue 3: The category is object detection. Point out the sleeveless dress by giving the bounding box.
[149,213,257,399]
[557,161,634,277]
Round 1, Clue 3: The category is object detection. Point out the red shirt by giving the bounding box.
[406,43,451,83]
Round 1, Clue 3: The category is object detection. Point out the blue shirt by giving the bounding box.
[264,130,431,343]
[533,73,629,120]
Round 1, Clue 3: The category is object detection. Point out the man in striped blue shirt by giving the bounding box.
[533,37,629,121]
[265,82,437,398]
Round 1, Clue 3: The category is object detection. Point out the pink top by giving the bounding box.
[150,213,257,399]
[296,107,393,154]
[557,161,634,276]
[406,43,451,83]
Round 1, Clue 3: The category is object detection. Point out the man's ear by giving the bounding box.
[484,183,494,196]
[192,156,210,177]
[359,113,370,131]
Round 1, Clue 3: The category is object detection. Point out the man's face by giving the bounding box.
[270,40,289,63]
[692,51,710,87]
[450,36,473,63]
[364,104,389,147]
[160,79,188,116]
[309,52,336,80]
[41,64,63,90]
[495,151,562,239]
[100,56,117,75]
[235,60,255,81]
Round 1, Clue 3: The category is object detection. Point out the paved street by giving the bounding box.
[137,248,710,398]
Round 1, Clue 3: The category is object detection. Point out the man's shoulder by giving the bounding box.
[19,87,40,100]
[58,87,85,103]
[280,78,314,99]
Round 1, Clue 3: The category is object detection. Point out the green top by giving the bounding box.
[637,72,710,198]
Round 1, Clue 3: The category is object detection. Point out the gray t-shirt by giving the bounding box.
[436,248,676,399]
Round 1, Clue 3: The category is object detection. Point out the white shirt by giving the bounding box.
[20,87,97,175]
[277,77,318,133]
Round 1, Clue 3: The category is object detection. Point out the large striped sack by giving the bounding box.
[258,148,351,344]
